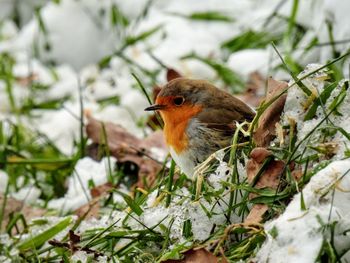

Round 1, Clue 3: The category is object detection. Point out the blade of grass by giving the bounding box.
[226,122,245,221]
[101,122,113,183]
[77,77,86,159]
[132,72,164,128]
[249,49,350,135]
[221,30,280,53]
[283,0,299,51]
[165,160,176,207]
[114,190,143,216]
[123,25,162,50]
[0,181,10,232]
[82,218,121,248]
[170,11,233,22]
[272,42,311,95]
[304,82,338,121]
[17,217,72,251]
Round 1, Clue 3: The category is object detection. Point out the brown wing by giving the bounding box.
[196,93,254,138]
[204,123,236,137]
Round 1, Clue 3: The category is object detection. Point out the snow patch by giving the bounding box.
[256,160,350,263]
[0,170,8,193]
[227,49,271,78]
[11,186,41,205]
[48,157,116,213]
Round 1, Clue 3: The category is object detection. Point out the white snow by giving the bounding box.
[135,158,240,242]
[11,186,41,205]
[15,0,116,70]
[257,64,350,262]
[0,0,348,157]
[31,102,84,156]
[0,170,8,193]
[0,20,17,40]
[281,64,350,160]
[227,49,271,79]
[282,64,327,124]
[256,160,350,263]
[48,157,116,213]
[91,105,143,137]
[71,251,89,263]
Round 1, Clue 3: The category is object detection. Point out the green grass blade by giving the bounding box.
[304,82,338,121]
[166,160,176,207]
[17,217,72,251]
[124,25,162,47]
[171,11,233,22]
[115,190,144,216]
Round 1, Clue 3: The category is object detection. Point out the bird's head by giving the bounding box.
[144,78,216,120]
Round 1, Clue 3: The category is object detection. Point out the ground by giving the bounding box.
[0,0,350,262]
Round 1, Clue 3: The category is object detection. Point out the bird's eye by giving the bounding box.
[173,96,185,106]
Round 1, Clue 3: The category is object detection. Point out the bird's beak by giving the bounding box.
[144,104,166,111]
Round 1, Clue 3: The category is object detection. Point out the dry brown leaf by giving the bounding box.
[244,204,268,224]
[86,116,167,189]
[75,182,115,219]
[49,230,104,258]
[291,169,303,181]
[247,147,284,190]
[75,199,101,219]
[0,194,46,233]
[237,71,266,107]
[253,77,288,147]
[163,248,228,263]
[245,147,285,223]
[90,182,113,198]
[140,130,165,150]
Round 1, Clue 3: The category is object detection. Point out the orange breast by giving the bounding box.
[157,100,202,154]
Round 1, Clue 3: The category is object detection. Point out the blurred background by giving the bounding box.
[0,0,349,148]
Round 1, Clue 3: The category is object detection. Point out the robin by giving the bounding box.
[145,78,255,176]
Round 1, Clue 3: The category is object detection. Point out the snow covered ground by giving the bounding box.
[256,160,350,262]
[1,0,350,262]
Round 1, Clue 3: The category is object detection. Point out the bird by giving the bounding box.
[145,78,255,177]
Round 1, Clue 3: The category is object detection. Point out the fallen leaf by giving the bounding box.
[86,116,167,189]
[152,85,162,102]
[248,147,271,164]
[236,71,266,107]
[140,130,165,150]
[85,143,102,161]
[49,230,104,258]
[0,195,46,233]
[90,182,114,198]
[291,169,303,181]
[253,77,288,147]
[245,147,285,223]
[75,199,101,219]
[244,204,268,224]
[247,147,284,191]
[69,230,81,244]
[75,182,115,219]
[163,248,227,263]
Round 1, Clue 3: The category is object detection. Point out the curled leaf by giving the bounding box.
[253,77,288,147]
[86,116,167,189]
